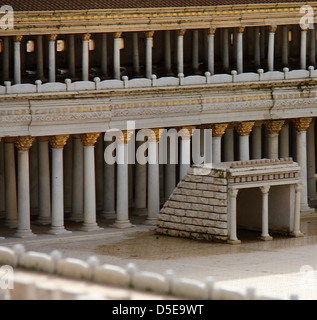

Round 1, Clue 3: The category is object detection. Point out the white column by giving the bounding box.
[300,26,308,69]
[279,122,289,158]
[307,119,317,199]
[291,183,304,237]
[2,37,9,82]
[236,122,254,161]
[36,35,45,81]
[294,118,314,213]
[237,27,245,74]
[164,31,172,75]
[192,29,199,73]
[113,131,133,228]
[223,28,230,71]
[132,32,140,76]
[177,29,186,74]
[165,129,178,200]
[36,137,51,225]
[48,135,71,234]
[251,122,262,160]
[282,25,289,66]
[179,127,194,180]
[68,34,76,79]
[267,26,277,71]
[310,26,316,66]
[101,34,108,78]
[113,32,122,80]
[82,34,90,81]
[146,129,161,225]
[48,34,57,83]
[145,31,154,79]
[254,27,261,67]
[0,141,5,219]
[207,28,216,75]
[15,137,36,238]
[204,127,213,163]
[227,188,240,244]
[259,186,273,241]
[211,124,228,163]
[224,127,234,162]
[80,133,103,231]
[13,36,22,84]
[265,120,285,159]
[4,138,17,228]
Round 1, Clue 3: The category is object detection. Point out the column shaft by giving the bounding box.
[208,28,216,75]
[113,33,122,80]
[82,34,90,81]
[260,186,272,240]
[268,27,276,71]
[145,32,153,79]
[14,37,22,84]
[164,31,172,75]
[101,34,108,78]
[48,35,57,83]
[228,188,240,244]
[300,28,307,69]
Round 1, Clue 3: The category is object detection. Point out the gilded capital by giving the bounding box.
[49,135,69,149]
[116,130,134,144]
[79,133,101,146]
[14,35,23,42]
[293,118,312,132]
[177,126,196,140]
[82,33,91,41]
[144,31,155,38]
[208,27,216,35]
[264,120,285,134]
[269,25,277,33]
[235,121,255,136]
[211,123,229,138]
[237,27,245,34]
[147,128,164,142]
[48,34,58,42]
[176,29,186,36]
[15,136,34,151]
[112,32,122,39]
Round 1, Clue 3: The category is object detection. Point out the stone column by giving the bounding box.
[224,125,234,162]
[0,140,5,219]
[291,183,304,237]
[236,122,255,161]
[211,123,228,163]
[48,34,57,82]
[300,26,308,70]
[293,118,314,213]
[237,27,245,74]
[222,28,230,71]
[178,126,195,180]
[177,29,186,75]
[82,33,91,81]
[132,32,140,76]
[310,26,316,66]
[282,25,289,66]
[68,34,76,79]
[4,137,17,228]
[36,137,51,225]
[145,31,154,79]
[113,32,122,80]
[207,28,216,75]
[146,129,162,225]
[264,120,285,159]
[13,35,23,84]
[227,188,240,244]
[192,29,199,73]
[267,25,277,71]
[165,129,178,200]
[48,135,71,234]
[279,121,290,158]
[113,131,133,228]
[254,27,261,67]
[36,35,45,81]
[80,133,103,231]
[259,186,273,241]
[14,136,36,238]
[251,121,262,160]
[164,31,172,75]
[260,26,266,61]
[101,34,108,78]
[2,37,9,82]
[307,119,317,199]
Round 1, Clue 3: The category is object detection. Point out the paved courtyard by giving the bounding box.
[1,214,317,300]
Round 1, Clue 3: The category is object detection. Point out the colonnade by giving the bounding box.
[1,23,317,84]
[0,117,315,238]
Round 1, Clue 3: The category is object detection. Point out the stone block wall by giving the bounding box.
[156,167,229,242]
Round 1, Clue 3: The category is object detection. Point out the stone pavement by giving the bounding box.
[1,214,317,300]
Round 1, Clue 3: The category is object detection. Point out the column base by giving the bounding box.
[100,211,116,220]
[5,219,17,228]
[67,213,84,222]
[81,223,104,232]
[33,216,51,225]
[14,229,37,239]
[227,239,241,245]
[259,235,273,241]
[112,220,135,229]
[144,218,158,225]
[300,205,315,214]
[47,226,72,235]
[290,231,305,238]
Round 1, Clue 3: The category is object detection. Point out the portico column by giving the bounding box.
[237,27,245,74]
[132,32,140,76]
[223,28,230,71]
[101,34,108,78]
[165,129,178,200]
[279,121,290,158]
[236,122,255,161]
[207,28,216,75]
[36,35,45,81]
[227,188,240,244]
[224,125,234,162]
[113,32,122,80]
[82,33,91,81]
[282,25,289,66]
[14,136,36,238]
[192,29,199,73]
[36,137,51,225]
[13,35,23,84]
[268,25,277,71]
[164,31,172,75]
[307,119,317,199]
[300,26,308,69]
[113,131,133,228]
[48,34,57,83]
[310,26,316,66]
[2,37,9,82]
[4,137,17,228]
[293,118,314,213]
[211,123,228,163]
[145,31,154,79]
[48,135,71,234]
[254,27,261,67]
[291,183,304,237]
[178,126,195,180]
[80,133,103,231]
[68,34,76,79]
[264,120,285,159]
[259,186,273,241]
[251,121,262,160]
[146,128,162,225]
[177,29,186,75]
